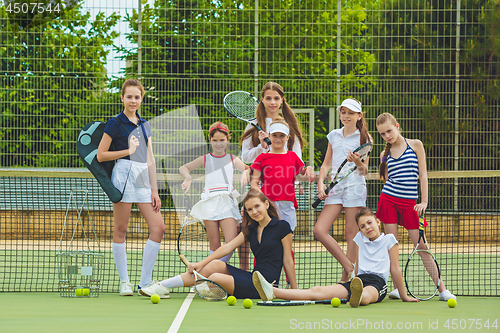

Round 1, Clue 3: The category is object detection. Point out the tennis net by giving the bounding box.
[0,169,498,296]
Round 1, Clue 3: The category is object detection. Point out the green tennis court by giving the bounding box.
[1,292,499,333]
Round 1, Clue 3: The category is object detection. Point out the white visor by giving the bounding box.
[337,98,362,113]
[268,123,290,136]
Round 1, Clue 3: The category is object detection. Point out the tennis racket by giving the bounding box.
[177,194,209,266]
[223,91,272,146]
[404,215,441,300]
[312,142,372,208]
[179,254,228,301]
[257,299,347,306]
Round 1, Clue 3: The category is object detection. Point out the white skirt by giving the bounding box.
[190,191,242,223]
[111,159,152,203]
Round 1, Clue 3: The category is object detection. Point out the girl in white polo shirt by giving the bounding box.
[253,207,420,307]
[314,98,372,283]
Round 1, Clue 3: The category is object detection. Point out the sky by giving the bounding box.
[81,0,154,77]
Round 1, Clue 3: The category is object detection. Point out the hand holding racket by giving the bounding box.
[312,143,372,208]
[404,215,441,300]
[223,91,272,147]
[179,254,228,301]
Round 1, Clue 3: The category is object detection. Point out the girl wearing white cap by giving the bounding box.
[314,98,372,283]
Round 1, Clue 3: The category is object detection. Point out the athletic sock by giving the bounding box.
[160,275,184,289]
[139,239,161,287]
[112,242,129,282]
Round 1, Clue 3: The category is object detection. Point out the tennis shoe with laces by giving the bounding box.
[349,277,363,308]
[120,281,133,296]
[388,288,401,299]
[139,281,170,299]
[439,290,456,301]
[252,271,275,301]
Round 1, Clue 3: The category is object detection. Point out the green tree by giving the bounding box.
[0,3,119,167]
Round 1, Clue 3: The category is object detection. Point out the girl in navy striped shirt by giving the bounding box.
[376,113,455,302]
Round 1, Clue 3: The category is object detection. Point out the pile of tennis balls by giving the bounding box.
[74,288,90,296]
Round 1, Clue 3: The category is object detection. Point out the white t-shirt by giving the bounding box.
[326,128,367,189]
[354,232,398,283]
[241,118,302,163]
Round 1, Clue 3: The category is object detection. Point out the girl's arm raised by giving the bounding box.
[191,232,246,272]
[410,139,428,215]
[388,244,420,302]
[179,156,204,194]
[281,233,297,289]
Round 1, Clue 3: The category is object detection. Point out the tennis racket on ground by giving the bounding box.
[404,215,441,300]
[177,194,209,266]
[178,254,228,301]
[312,142,372,208]
[223,91,272,147]
[257,299,347,306]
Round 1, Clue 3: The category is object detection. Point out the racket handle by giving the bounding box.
[264,137,272,146]
[311,185,332,208]
[179,254,190,267]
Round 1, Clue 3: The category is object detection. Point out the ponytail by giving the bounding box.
[379,142,391,182]
[356,117,372,146]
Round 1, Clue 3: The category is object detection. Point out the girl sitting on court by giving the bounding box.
[179,121,249,264]
[139,190,297,299]
[314,98,372,283]
[375,112,456,301]
[253,207,420,307]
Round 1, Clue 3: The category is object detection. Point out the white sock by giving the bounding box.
[112,242,129,282]
[219,252,233,263]
[139,239,161,287]
[160,275,184,289]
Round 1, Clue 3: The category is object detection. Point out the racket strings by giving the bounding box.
[224,94,258,120]
[406,250,440,299]
[194,280,227,300]
[178,221,209,264]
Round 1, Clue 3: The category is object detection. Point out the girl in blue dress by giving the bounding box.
[140,190,296,299]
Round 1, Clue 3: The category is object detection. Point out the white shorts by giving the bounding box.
[273,201,296,232]
[111,159,152,203]
[324,184,366,208]
[190,192,242,223]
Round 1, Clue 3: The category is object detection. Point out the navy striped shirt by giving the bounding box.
[381,140,419,199]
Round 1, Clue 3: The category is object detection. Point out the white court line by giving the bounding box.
[167,289,196,333]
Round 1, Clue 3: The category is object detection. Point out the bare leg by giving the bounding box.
[273,284,349,301]
[341,207,360,281]
[313,204,353,274]
[236,222,250,271]
[112,202,132,243]
[137,203,165,243]
[359,286,380,306]
[179,259,230,287]
[383,223,399,291]
[204,220,222,252]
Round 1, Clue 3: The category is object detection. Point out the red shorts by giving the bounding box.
[376,193,427,230]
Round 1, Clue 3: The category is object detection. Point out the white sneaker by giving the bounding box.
[120,281,133,296]
[439,290,456,301]
[139,281,170,299]
[349,277,363,308]
[252,271,275,301]
[388,288,401,299]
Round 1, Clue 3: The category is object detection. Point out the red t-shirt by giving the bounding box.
[251,151,304,208]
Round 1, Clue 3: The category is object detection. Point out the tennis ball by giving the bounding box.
[151,294,161,304]
[447,298,457,308]
[75,288,83,296]
[226,296,237,306]
[83,288,90,296]
[331,297,341,307]
[242,298,253,309]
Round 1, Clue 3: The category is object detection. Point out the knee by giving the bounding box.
[313,225,328,240]
[150,222,166,236]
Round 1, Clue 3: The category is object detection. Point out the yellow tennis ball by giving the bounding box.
[83,288,90,296]
[75,288,83,296]
[331,297,341,307]
[447,298,457,308]
[151,294,161,304]
[242,298,253,309]
[226,296,237,306]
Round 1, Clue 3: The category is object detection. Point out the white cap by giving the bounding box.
[268,123,290,136]
[337,98,362,113]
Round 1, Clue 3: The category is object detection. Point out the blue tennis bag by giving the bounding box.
[77,121,123,203]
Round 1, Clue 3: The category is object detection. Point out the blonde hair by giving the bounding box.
[376,113,399,182]
[239,82,305,149]
[121,79,145,97]
[269,117,289,129]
